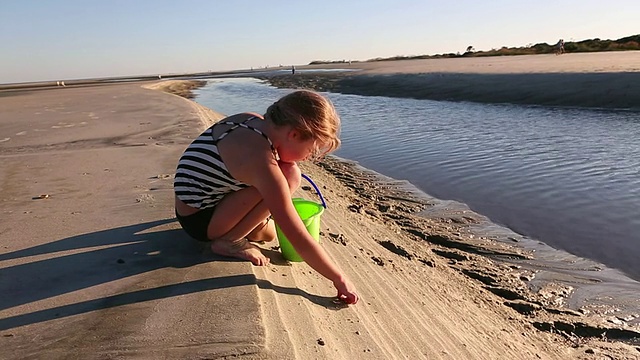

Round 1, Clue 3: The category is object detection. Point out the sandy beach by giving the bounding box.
[2,53,640,359]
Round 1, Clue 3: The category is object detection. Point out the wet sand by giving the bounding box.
[1,78,639,359]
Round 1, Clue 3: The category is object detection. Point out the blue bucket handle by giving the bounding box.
[301,173,327,209]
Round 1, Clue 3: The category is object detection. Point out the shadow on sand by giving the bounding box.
[0,219,339,331]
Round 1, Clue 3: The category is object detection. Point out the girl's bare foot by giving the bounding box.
[210,238,270,266]
[246,218,277,243]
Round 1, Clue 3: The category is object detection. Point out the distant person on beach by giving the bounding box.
[174,90,358,304]
[291,65,296,75]
[555,39,565,55]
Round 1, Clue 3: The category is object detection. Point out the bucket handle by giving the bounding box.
[301,173,327,209]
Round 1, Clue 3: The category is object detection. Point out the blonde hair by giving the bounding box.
[265,90,341,158]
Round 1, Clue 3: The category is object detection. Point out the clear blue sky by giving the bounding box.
[1,0,638,83]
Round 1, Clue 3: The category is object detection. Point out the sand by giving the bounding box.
[2,55,640,360]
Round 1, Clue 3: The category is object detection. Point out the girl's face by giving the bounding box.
[279,130,318,163]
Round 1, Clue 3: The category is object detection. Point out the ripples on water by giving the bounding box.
[194,78,640,281]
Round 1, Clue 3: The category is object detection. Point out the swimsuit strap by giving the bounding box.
[213,116,276,154]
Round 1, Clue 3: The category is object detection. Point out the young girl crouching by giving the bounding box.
[174,90,358,304]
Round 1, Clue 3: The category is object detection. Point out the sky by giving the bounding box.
[1,0,638,84]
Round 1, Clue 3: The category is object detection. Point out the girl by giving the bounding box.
[174,90,358,304]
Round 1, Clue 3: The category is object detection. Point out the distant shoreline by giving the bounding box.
[4,51,640,110]
[309,34,640,63]
[258,52,640,110]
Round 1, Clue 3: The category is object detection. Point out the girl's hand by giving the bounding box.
[334,277,359,304]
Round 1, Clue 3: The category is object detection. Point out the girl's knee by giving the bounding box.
[278,160,301,193]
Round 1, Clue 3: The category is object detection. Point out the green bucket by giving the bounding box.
[275,174,327,262]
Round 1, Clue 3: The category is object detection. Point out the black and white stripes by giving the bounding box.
[174,117,275,210]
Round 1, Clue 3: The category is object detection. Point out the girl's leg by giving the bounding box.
[246,218,276,243]
[208,161,301,265]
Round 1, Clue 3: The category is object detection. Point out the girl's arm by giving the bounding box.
[221,130,358,303]
[252,160,357,303]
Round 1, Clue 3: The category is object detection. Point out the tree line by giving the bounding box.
[309,34,640,64]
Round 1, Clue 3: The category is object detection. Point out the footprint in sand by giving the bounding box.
[136,193,155,203]
[0,138,10,143]
[152,174,174,180]
[15,131,27,136]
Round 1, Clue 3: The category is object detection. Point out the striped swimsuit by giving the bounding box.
[174,116,276,210]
